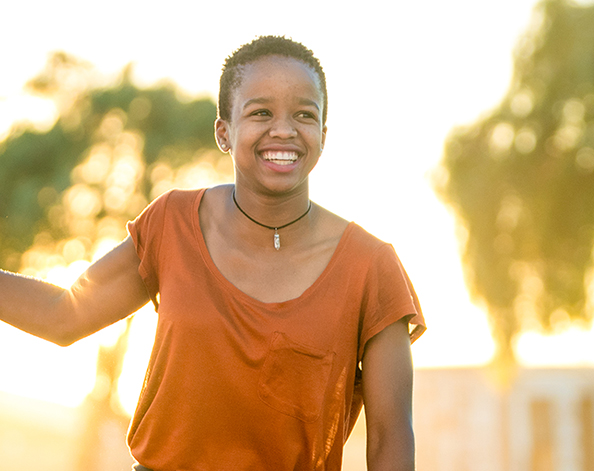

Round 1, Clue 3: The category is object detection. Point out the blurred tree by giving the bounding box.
[0,51,232,274]
[436,0,594,366]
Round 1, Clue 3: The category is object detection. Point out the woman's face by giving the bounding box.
[216,55,327,197]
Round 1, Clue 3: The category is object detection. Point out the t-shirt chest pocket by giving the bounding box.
[258,332,336,423]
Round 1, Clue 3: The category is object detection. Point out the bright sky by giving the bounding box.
[2,0,594,411]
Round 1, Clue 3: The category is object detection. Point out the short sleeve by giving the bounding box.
[126,191,172,309]
[358,244,426,360]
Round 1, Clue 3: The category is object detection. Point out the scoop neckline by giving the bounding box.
[190,188,355,309]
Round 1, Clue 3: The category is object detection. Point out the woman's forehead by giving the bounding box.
[234,56,323,102]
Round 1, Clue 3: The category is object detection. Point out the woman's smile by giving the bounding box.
[261,150,299,165]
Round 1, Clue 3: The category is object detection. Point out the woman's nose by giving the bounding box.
[269,117,297,138]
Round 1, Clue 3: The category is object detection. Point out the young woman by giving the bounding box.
[0,36,425,470]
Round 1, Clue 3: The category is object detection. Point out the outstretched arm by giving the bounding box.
[362,319,415,471]
[0,236,149,346]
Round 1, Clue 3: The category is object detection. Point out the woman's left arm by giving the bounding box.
[362,318,415,471]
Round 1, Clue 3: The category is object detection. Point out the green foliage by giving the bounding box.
[0,53,229,272]
[436,0,594,360]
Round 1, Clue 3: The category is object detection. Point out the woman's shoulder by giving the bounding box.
[312,204,350,251]
[145,187,206,208]
[316,206,388,253]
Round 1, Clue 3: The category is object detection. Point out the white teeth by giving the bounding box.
[262,151,299,163]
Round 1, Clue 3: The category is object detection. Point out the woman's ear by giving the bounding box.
[215,118,230,152]
[321,125,328,152]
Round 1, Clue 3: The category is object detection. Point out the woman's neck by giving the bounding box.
[231,184,311,230]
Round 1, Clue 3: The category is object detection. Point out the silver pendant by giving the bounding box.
[274,230,280,250]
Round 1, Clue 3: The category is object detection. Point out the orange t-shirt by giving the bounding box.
[126,189,425,471]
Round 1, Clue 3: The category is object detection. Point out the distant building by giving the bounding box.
[413,367,594,471]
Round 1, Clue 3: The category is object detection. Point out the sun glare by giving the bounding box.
[0,260,96,407]
[516,326,594,367]
[118,306,159,416]
[0,327,98,407]
[0,94,57,139]
[0,243,154,410]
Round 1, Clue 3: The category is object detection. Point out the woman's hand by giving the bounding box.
[0,236,149,346]
[362,319,415,471]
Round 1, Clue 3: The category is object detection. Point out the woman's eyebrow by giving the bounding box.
[298,98,320,111]
[243,97,320,110]
[243,97,271,109]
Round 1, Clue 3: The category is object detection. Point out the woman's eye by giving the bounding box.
[297,111,316,120]
[252,109,271,117]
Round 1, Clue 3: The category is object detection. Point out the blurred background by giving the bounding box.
[1,0,594,469]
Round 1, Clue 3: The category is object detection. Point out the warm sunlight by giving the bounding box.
[0,244,153,409]
[117,306,158,416]
[1,0,592,417]
[0,261,96,407]
[5,3,594,470]
[517,326,594,366]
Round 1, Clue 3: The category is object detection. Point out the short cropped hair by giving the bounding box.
[218,36,328,125]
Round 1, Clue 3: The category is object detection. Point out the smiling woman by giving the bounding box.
[0,36,425,471]
[216,50,326,201]
[215,55,326,256]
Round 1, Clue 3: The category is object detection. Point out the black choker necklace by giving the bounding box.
[232,190,312,250]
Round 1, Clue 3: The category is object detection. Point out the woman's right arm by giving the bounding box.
[0,236,150,346]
